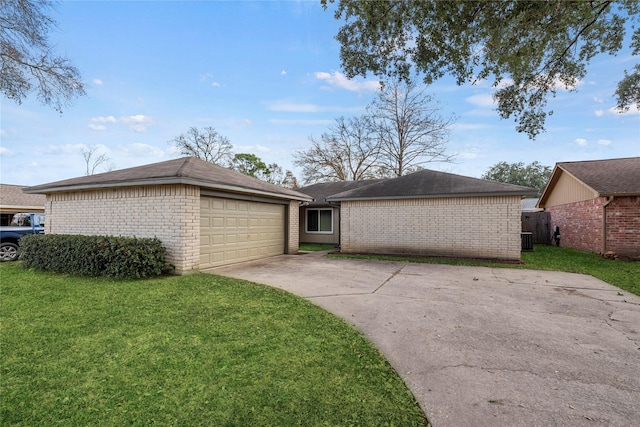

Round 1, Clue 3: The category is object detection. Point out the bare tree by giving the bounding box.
[294,116,382,184]
[81,145,113,175]
[1,0,86,112]
[369,79,455,177]
[170,126,233,165]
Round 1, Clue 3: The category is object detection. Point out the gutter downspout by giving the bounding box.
[602,196,614,254]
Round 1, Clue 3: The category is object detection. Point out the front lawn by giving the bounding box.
[330,245,640,297]
[0,263,427,426]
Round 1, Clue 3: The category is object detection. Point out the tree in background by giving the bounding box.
[369,79,454,177]
[325,0,640,138]
[230,153,271,180]
[263,163,300,189]
[230,153,299,188]
[170,126,233,165]
[1,0,85,112]
[294,115,382,184]
[81,145,114,175]
[481,161,552,195]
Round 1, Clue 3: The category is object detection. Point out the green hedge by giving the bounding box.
[20,234,168,279]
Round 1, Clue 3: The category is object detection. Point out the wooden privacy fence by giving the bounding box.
[521,211,550,245]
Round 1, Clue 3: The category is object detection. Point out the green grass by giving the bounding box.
[299,243,338,252]
[0,263,427,426]
[330,245,640,297]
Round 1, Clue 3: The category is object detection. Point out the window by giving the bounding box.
[306,208,333,234]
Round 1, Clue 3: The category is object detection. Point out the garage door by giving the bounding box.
[200,196,285,268]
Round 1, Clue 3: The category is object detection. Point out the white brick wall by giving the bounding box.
[45,184,200,274]
[340,196,522,260]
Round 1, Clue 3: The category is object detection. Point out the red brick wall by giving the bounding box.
[605,196,640,258]
[547,196,640,257]
[547,198,604,253]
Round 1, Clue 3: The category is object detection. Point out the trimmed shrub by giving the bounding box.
[20,234,168,279]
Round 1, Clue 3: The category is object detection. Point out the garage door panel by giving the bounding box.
[200,196,285,269]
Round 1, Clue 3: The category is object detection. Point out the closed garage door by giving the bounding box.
[200,196,285,268]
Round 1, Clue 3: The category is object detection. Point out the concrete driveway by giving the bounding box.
[209,252,640,427]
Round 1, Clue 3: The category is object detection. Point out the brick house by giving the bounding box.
[26,157,312,274]
[322,169,537,260]
[297,180,384,246]
[537,157,640,258]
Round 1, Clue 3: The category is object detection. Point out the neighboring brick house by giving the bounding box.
[537,157,640,259]
[25,157,312,273]
[0,184,46,225]
[324,169,537,261]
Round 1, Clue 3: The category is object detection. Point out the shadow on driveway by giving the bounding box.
[209,252,640,427]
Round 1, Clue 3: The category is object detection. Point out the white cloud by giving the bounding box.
[593,96,603,103]
[211,81,221,87]
[281,70,287,75]
[551,75,581,91]
[91,115,117,123]
[199,72,213,82]
[93,78,103,86]
[608,105,640,115]
[88,115,154,131]
[595,109,604,117]
[575,138,588,146]
[314,71,380,92]
[0,146,13,156]
[597,139,612,146]
[120,115,154,132]
[465,93,495,108]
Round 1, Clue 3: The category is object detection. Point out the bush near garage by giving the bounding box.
[20,234,167,279]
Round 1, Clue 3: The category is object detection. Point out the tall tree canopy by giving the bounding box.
[481,161,552,195]
[169,126,233,166]
[1,0,85,112]
[325,0,640,138]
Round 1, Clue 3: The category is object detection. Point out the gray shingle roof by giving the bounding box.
[326,169,537,201]
[0,184,46,208]
[25,157,312,201]
[297,180,386,206]
[557,157,640,195]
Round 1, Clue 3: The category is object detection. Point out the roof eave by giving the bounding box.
[599,192,640,197]
[25,177,313,202]
[327,191,537,202]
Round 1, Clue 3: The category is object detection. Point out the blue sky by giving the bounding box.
[1,0,639,186]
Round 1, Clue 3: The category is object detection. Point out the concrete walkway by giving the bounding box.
[209,252,640,427]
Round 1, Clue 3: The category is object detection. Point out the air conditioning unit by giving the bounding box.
[521,232,533,251]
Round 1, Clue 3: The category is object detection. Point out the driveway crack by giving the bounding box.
[372,265,405,294]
